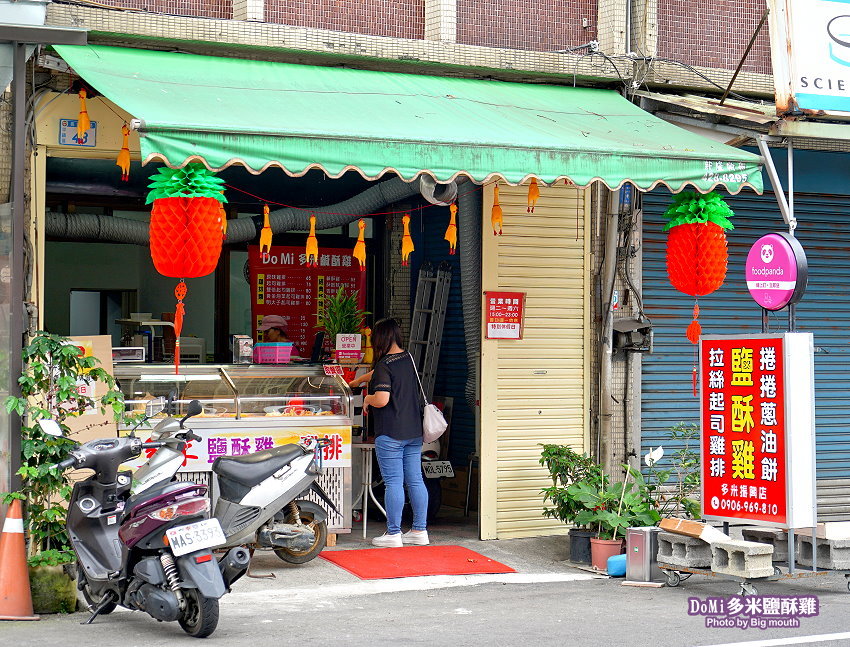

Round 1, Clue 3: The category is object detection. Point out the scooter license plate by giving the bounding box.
[422,460,454,479]
[166,519,226,557]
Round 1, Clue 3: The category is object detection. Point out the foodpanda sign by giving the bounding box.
[745,233,808,311]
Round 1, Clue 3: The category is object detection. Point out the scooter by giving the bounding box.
[134,398,338,565]
[45,407,249,638]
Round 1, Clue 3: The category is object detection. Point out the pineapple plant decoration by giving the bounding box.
[663,191,735,344]
[146,164,227,371]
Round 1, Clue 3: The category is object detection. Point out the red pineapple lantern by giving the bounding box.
[664,191,734,392]
[146,164,227,371]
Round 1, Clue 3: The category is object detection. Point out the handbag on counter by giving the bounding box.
[408,352,447,443]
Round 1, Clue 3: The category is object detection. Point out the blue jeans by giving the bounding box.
[374,435,428,535]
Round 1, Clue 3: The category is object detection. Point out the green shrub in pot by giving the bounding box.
[539,444,604,528]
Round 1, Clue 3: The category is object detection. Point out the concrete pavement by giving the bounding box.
[3,511,850,646]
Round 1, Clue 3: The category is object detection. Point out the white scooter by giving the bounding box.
[133,399,338,565]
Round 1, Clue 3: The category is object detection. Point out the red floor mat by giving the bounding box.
[320,545,516,580]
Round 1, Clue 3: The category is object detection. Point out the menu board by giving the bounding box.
[248,245,366,352]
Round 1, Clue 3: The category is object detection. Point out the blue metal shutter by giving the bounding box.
[642,191,850,484]
[412,208,476,467]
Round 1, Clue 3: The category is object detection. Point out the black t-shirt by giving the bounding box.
[370,352,424,440]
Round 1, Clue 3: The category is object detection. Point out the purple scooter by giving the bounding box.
[49,400,249,638]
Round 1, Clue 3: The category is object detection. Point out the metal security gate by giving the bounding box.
[641,190,850,519]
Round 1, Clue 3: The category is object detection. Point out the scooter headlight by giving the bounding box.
[148,496,209,521]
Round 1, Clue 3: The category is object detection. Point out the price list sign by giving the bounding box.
[485,291,525,339]
[249,246,366,352]
[700,334,816,528]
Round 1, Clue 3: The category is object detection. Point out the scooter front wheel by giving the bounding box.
[274,509,328,564]
[179,588,219,638]
[77,563,117,615]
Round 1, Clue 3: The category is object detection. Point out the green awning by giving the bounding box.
[55,45,763,194]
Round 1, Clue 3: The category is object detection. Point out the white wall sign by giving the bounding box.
[770,0,850,116]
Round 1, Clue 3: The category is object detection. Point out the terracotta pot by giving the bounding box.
[590,537,625,571]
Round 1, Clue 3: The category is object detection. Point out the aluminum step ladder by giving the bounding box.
[408,261,451,401]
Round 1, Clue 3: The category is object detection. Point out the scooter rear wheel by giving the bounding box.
[273,507,327,564]
[179,588,219,638]
[77,563,117,615]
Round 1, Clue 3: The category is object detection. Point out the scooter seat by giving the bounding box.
[212,444,306,487]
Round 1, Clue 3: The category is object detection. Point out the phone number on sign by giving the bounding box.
[711,498,779,515]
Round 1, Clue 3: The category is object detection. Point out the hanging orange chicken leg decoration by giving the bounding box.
[259,204,273,254]
[491,184,503,235]
[353,218,367,271]
[305,213,319,267]
[77,88,91,143]
[401,213,414,266]
[527,178,540,213]
[116,124,131,182]
[444,203,457,255]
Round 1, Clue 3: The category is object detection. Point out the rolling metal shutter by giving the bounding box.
[642,191,850,519]
[419,209,476,467]
[480,184,590,539]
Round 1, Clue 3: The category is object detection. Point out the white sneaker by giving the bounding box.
[371,532,403,548]
[402,529,430,546]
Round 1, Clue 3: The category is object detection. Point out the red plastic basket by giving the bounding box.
[253,343,293,364]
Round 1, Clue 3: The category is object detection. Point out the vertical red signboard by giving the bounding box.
[484,291,525,339]
[700,336,787,525]
[248,245,366,352]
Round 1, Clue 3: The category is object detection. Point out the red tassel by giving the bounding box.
[174,281,187,374]
[692,365,698,397]
[686,302,701,344]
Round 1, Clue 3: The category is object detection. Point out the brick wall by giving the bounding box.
[656,0,770,74]
[457,0,597,51]
[93,0,231,19]
[265,0,425,39]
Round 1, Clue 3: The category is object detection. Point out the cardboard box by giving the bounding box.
[66,335,119,444]
[441,465,478,511]
[660,517,729,543]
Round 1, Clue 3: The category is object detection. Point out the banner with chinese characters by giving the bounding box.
[700,334,816,528]
[123,424,352,471]
[248,245,366,352]
[484,291,525,339]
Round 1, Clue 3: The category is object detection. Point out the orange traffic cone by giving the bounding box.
[0,500,39,620]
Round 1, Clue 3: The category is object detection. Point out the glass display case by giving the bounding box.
[115,364,351,421]
[114,364,352,532]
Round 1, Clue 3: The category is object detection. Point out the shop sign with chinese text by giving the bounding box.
[121,424,352,471]
[700,333,815,528]
[485,291,525,339]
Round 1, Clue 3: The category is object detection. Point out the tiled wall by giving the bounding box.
[457,0,598,51]
[93,0,232,19]
[265,0,425,39]
[656,0,770,74]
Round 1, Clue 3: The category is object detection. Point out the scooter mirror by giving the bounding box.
[38,419,63,437]
[145,397,167,418]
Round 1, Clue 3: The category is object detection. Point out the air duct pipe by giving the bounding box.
[45,176,423,244]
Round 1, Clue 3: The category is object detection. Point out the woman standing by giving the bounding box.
[350,318,429,547]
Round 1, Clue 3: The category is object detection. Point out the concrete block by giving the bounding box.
[657,531,712,568]
[741,527,789,563]
[796,535,850,570]
[711,539,774,579]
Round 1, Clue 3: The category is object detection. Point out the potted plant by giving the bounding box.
[643,422,701,519]
[317,286,369,364]
[569,468,661,570]
[539,444,604,564]
[1,332,125,613]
